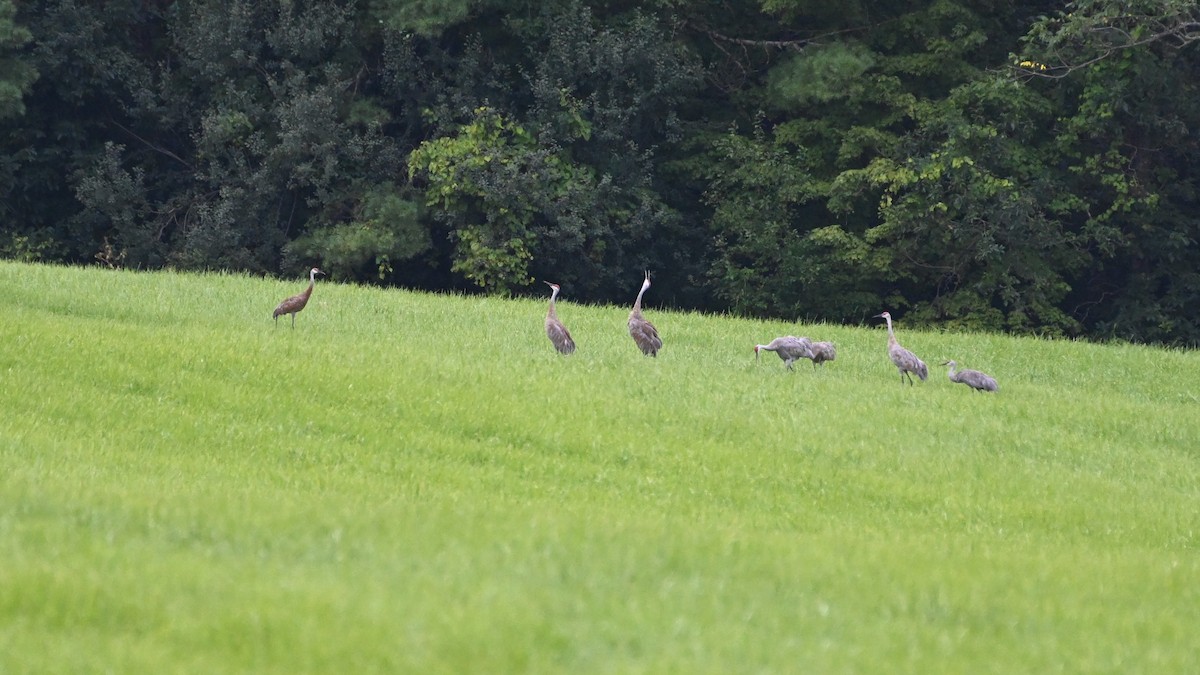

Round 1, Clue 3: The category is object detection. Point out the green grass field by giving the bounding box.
[1,260,1197,673]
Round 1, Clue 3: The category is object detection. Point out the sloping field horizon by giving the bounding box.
[1,261,1197,673]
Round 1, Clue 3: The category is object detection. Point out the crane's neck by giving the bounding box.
[297,272,316,300]
[632,282,649,316]
[885,316,898,347]
[547,289,559,320]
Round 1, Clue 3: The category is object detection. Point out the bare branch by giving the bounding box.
[684,20,881,54]
[109,118,194,170]
[1013,10,1200,80]
[699,28,812,52]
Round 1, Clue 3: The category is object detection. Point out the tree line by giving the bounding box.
[2,0,1198,345]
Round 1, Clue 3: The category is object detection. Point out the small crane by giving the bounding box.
[543,281,576,355]
[873,311,927,385]
[273,267,324,328]
[755,336,813,371]
[808,341,837,368]
[941,360,998,392]
[628,270,662,357]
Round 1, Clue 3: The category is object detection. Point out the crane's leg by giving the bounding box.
[291,313,296,329]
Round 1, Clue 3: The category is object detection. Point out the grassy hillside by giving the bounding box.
[1,261,1197,673]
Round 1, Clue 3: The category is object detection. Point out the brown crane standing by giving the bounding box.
[628,270,662,357]
[941,360,998,392]
[273,267,324,328]
[543,281,576,355]
[755,336,813,371]
[873,311,928,385]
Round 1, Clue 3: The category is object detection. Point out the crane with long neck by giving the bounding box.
[273,267,323,328]
[874,311,927,385]
[543,281,576,355]
[755,336,813,371]
[628,270,662,357]
[942,360,998,392]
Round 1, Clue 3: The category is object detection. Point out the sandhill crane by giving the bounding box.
[874,311,927,385]
[543,281,576,355]
[273,267,324,328]
[808,341,837,368]
[755,336,813,371]
[941,360,998,392]
[628,270,662,357]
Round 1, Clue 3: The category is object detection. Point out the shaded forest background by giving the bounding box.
[1,0,1198,345]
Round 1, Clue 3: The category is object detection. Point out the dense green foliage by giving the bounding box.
[3,1,1199,343]
[2,262,1198,671]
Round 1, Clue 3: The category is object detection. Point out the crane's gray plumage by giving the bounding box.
[273,267,323,328]
[755,336,813,371]
[874,311,927,385]
[543,281,576,355]
[942,360,998,392]
[808,341,837,368]
[628,270,662,357]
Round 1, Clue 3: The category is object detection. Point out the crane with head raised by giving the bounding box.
[941,360,998,392]
[755,336,813,371]
[628,270,662,357]
[873,311,927,385]
[273,267,324,328]
[543,281,576,355]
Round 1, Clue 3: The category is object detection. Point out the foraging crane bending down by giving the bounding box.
[628,270,662,357]
[941,360,998,392]
[543,281,576,355]
[755,336,813,371]
[873,311,927,385]
[274,267,324,328]
[808,341,837,368]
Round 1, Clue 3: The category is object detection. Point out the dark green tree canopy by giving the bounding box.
[3,0,1198,345]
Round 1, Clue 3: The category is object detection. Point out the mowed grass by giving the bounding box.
[1,260,1197,673]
